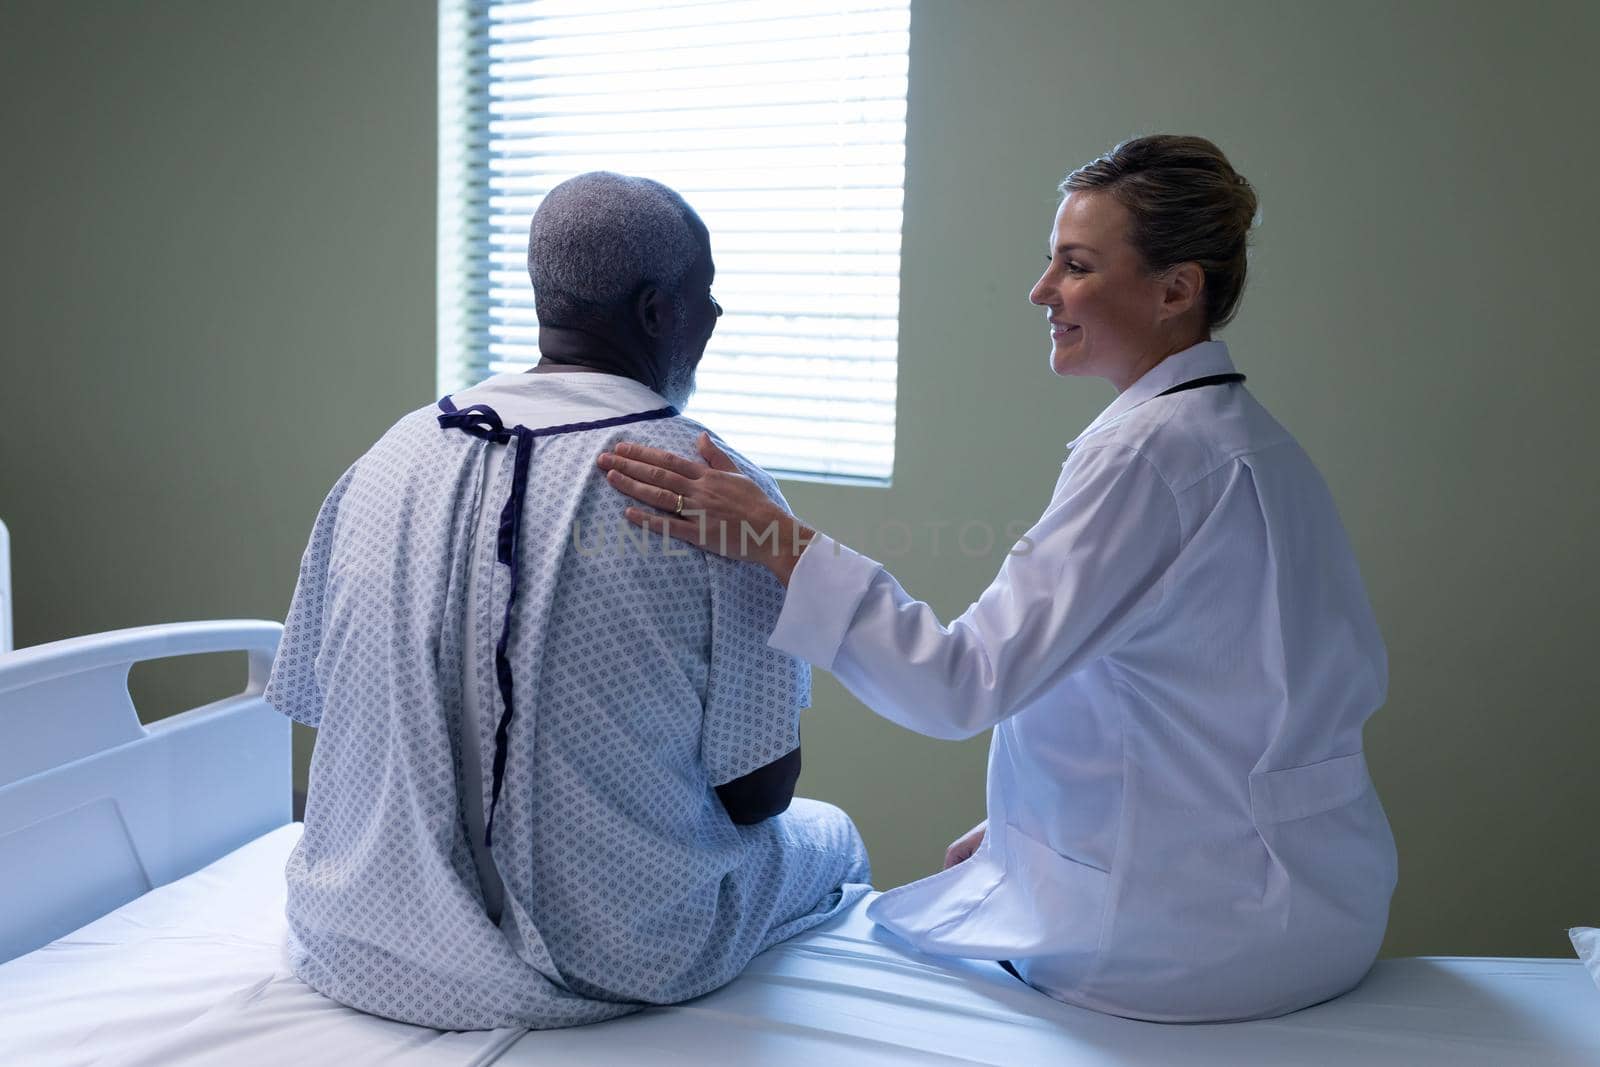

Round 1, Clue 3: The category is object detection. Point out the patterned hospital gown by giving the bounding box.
[265,372,870,1031]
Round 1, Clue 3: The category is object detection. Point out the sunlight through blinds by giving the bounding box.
[440,0,908,482]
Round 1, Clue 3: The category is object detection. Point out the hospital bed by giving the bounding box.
[1,621,1596,1066]
[1,517,13,653]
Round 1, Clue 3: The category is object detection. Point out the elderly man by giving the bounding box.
[265,172,869,1031]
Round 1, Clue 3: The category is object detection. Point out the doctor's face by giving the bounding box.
[1029,191,1172,387]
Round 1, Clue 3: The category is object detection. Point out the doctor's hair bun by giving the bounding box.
[1060,135,1258,332]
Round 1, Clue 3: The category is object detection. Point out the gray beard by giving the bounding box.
[660,296,697,410]
[661,355,696,411]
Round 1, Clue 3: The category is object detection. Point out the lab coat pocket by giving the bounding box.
[1245,750,1396,949]
[868,826,1109,959]
[990,825,1110,958]
[1248,751,1372,825]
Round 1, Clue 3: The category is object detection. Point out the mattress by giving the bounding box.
[1,824,1595,1066]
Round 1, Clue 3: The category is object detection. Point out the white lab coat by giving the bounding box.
[770,340,1397,1021]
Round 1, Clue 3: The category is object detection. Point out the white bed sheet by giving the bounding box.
[2,825,1596,1067]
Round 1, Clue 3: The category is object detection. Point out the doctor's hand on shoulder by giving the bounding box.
[943,820,987,870]
[598,433,814,583]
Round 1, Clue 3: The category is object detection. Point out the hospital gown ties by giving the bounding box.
[268,371,870,1031]
[434,395,675,847]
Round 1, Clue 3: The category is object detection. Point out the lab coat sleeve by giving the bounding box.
[769,444,1181,740]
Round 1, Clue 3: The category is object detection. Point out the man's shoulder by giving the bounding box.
[645,416,787,505]
[342,404,453,474]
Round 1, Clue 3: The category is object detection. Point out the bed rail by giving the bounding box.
[0,620,290,962]
[0,517,12,653]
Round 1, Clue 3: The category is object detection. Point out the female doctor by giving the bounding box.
[597,135,1397,1022]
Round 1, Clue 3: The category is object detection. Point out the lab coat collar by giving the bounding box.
[1065,340,1236,451]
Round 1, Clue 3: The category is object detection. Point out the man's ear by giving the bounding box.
[635,284,666,339]
[1158,262,1205,322]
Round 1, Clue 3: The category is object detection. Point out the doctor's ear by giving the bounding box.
[1157,262,1205,321]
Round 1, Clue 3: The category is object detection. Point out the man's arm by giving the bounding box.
[694,441,810,826]
[715,744,801,825]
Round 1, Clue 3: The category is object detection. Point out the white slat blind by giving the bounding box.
[439,0,908,482]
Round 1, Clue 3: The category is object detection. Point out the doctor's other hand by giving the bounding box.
[943,820,988,870]
[598,433,816,584]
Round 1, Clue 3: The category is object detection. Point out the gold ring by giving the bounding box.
[674,493,685,516]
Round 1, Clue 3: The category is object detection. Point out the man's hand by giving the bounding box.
[943,819,988,870]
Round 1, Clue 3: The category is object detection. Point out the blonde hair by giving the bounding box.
[1061,135,1258,331]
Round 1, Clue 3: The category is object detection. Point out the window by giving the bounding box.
[439,0,909,482]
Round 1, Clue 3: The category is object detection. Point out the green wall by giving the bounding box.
[2,0,1594,960]
[0,0,437,795]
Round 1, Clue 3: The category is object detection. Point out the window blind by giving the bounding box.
[439,0,909,482]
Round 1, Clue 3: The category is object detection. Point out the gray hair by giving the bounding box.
[527,172,702,328]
